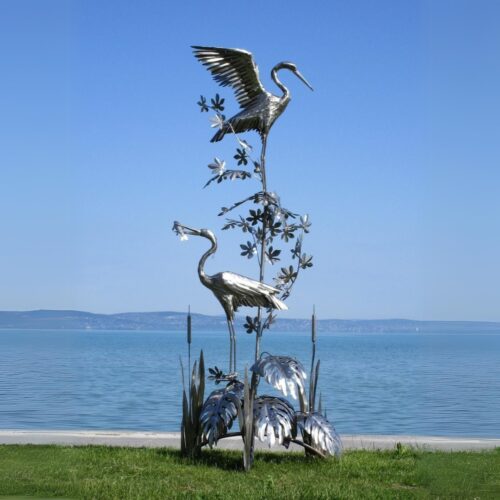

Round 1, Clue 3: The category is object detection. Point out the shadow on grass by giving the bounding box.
[155,447,244,470]
[154,446,336,472]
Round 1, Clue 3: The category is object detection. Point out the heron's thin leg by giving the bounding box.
[230,320,237,372]
[226,319,233,373]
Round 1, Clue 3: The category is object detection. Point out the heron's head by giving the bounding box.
[173,221,216,242]
[275,61,314,91]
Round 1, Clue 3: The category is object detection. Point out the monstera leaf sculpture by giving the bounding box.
[251,353,307,400]
[253,395,297,448]
[296,412,342,456]
[200,381,243,447]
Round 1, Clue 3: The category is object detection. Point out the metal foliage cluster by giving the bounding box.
[175,46,341,470]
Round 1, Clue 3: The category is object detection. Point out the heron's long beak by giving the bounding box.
[173,221,201,238]
[294,70,314,91]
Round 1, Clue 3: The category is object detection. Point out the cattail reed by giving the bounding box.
[312,305,316,344]
[187,305,192,345]
[309,305,317,412]
[187,306,192,399]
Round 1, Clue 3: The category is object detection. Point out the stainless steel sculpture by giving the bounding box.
[192,46,313,146]
[173,45,341,471]
[173,222,287,373]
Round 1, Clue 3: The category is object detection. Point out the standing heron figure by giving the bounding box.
[192,46,313,186]
[173,222,287,373]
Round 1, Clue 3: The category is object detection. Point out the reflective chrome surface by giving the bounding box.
[173,221,287,373]
[192,46,313,143]
[253,395,296,448]
[297,412,343,457]
[200,382,243,447]
[251,353,307,400]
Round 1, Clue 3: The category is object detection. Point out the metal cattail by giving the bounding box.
[309,305,318,412]
[312,305,316,344]
[187,305,192,345]
[187,306,192,400]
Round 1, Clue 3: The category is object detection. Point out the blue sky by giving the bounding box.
[1,0,499,320]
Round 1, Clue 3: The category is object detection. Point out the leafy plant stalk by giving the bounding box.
[193,95,317,469]
[246,134,268,469]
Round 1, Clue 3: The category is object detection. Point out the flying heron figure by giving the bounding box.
[192,46,313,185]
[173,222,287,373]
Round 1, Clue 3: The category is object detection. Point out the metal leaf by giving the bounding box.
[200,382,243,447]
[251,353,307,400]
[253,395,297,448]
[297,412,342,457]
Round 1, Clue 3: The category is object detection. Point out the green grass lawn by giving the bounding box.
[0,445,499,499]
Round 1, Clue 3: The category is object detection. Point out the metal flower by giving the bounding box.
[246,209,263,226]
[207,366,238,384]
[210,93,225,112]
[291,240,302,260]
[300,214,312,233]
[210,113,226,129]
[279,266,297,284]
[300,254,313,269]
[296,412,343,457]
[208,157,226,176]
[240,241,257,259]
[281,224,296,242]
[268,222,282,237]
[265,246,281,264]
[234,148,249,166]
[200,383,243,447]
[244,315,259,334]
[253,396,297,448]
[251,353,307,400]
[197,95,209,112]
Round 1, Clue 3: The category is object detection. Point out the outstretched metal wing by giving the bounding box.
[200,382,243,447]
[192,46,266,108]
[296,412,343,457]
[251,354,306,400]
[253,395,297,448]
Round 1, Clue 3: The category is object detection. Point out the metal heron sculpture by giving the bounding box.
[173,222,287,374]
[192,46,313,188]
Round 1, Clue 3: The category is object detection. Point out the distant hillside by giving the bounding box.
[1,310,499,333]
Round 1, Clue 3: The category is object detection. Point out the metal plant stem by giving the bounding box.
[187,306,192,399]
[246,133,269,470]
[255,133,268,361]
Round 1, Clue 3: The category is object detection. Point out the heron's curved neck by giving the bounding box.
[271,66,290,100]
[198,235,217,287]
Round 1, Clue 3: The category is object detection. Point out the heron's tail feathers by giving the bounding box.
[210,125,230,143]
[268,294,288,311]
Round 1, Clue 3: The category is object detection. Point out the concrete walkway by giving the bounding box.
[1,430,498,452]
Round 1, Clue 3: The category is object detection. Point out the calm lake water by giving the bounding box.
[0,329,499,437]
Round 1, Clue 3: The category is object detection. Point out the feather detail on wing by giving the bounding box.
[217,272,288,311]
[192,46,266,108]
[211,114,262,142]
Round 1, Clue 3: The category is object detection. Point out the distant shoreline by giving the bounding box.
[1,430,499,450]
[1,310,500,333]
